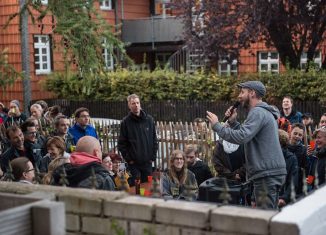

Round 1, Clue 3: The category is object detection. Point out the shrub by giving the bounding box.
[43,68,326,102]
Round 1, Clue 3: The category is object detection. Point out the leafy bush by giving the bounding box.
[43,68,326,102]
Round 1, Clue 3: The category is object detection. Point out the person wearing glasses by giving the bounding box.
[68,107,98,145]
[160,150,198,200]
[10,157,35,184]
[21,121,44,170]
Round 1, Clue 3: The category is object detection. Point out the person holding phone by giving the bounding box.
[109,153,130,191]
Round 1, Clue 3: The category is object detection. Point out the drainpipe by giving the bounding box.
[151,16,155,50]
[19,0,31,113]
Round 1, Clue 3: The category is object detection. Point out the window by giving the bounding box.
[33,0,48,5]
[33,35,51,75]
[300,51,322,70]
[102,39,114,70]
[100,0,112,10]
[156,53,172,68]
[187,49,206,73]
[258,51,279,73]
[218,59,237,76]
[155,0,172,16]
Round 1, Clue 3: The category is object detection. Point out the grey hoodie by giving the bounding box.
[212,102,287,180]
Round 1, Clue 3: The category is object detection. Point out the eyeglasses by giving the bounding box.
[174,157,184,161]
[25,131,37,136]
[25,168,34,173]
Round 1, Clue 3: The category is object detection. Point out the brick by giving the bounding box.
[104,196,164,221]
[156,200,216,228]
[270,186,326,235]
[211,206,277,235]
[130,221,181,235]
[82,216,127,235]
[66,214,80,232]
[58,195,102,215]
[181,228,220,235]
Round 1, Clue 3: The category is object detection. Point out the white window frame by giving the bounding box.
[102,39,114,70]
[155,0,172,17]
[34,35,51,75]
[258,51,279,73]
[300,51,322,70]
[218,58,237,76]
[100,0,112,10]
[187,49,205,73]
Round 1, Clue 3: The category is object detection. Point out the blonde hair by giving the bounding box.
[42,157,70,185]
[168,150,188,185]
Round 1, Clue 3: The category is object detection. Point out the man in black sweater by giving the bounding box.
[185,144,213,186]
[118,94,158,186]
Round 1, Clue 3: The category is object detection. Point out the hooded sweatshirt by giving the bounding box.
[70,152,101,166]
[212,102,287,180]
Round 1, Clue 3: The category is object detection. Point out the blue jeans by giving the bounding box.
[253,175,285,209]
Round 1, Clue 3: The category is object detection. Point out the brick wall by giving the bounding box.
[0,182,325,235]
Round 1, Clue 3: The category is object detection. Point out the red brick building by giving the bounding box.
[0,0,325,106]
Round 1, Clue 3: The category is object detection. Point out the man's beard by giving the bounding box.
[242,95,250,110]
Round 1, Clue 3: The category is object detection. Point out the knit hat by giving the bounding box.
[10,100,20,108]
[237,81,266,97]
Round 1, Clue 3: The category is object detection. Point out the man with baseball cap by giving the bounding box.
[207,80,286,209]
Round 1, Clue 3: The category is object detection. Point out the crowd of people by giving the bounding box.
[0,86,325,210]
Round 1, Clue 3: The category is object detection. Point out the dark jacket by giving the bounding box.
[118,110,158,165]
[4,113,27,128]
[188,160,213,186]
[212,141,246,182]
[280,109,302,124]
[309,147,326,187]
[279,148,298,203]
[51,162,115,190]
[0,146,26,173]
[68,123,98,145]
[24,140,44,170]
[288,143,307,195]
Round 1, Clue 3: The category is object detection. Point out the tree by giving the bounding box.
[175,0,326,70]
[7,0,128,78]
[0,48,21,90]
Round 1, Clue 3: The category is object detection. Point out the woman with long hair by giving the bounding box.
[160,149,198,200]
[42,157,70,185]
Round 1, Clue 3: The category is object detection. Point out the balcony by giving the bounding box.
[122,16,185,44]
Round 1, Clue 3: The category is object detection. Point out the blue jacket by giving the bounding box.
[280,109,302,124]
[68,123,98,145]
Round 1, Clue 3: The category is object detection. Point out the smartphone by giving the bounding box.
[119,162,127,171]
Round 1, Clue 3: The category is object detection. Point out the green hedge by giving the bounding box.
[42,68,326,102]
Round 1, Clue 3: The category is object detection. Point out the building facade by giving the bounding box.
[0,0,325,107]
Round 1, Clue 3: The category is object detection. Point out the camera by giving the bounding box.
[119,162,127,171]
